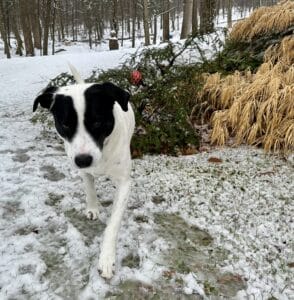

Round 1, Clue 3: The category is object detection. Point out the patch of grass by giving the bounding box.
[121,253,140,269]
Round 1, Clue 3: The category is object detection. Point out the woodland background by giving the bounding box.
[0,0,277,58]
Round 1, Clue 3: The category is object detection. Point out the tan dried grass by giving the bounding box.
[264,36,294,65]
[195,36,294,154]
[230,1,294,42]
[211,111,229,145]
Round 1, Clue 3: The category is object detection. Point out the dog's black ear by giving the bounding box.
[102,82,130,112]
[33,86,58,112]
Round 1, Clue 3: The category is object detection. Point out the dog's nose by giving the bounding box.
[74,154,93,168]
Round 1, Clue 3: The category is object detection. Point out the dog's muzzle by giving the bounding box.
[74,154,93,168]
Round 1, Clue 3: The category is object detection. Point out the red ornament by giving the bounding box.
[130,70,142,86]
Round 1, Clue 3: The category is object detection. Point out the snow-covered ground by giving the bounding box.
[0,44,293,299]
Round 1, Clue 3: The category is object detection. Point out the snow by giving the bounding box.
[0,38,293,299]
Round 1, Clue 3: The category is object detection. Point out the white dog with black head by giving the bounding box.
[33,65,135,279]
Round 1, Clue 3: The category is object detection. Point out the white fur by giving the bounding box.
[58,83,135,279]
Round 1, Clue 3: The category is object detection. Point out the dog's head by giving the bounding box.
[33,82,130,170]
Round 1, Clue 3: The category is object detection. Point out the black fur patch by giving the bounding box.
[51,95,78,142]
[33,86,58,112]
[84,84,116,149]
[100,82,130,112]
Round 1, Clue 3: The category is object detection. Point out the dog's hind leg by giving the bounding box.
[98,178,131,279]
[82,173,99,220]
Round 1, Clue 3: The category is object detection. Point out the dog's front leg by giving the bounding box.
[98,179,131,279]
[82,173,99,220]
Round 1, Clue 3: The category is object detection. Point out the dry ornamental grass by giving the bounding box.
[230,0,294,42]
[194,32,294,153]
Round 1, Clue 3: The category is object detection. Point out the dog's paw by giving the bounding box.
[85,207,99,220]
[98,251,115,279]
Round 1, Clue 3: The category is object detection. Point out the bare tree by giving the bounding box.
[142,0,150,45]
[83,0,94,49]
[43,0,52,55]
[131,0,136,47]
[0,0,11,58]
[30,0,42,49]
[112,0,118,33]
[51,0,57,54]
[162,0,169,42]
[120,0,124,46]
[19,0,34,56]
[153,13,157,44]
[199,0,216,34]
[227,0,232,28]
[192,0,198,35]
[180,0,193,39]
[11,1,23,56]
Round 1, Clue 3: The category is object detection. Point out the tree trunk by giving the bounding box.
[112,0,118,34]
[83,1,93,49]
[180,0,193,39]
[0,0,10,58]
[192,0,198,35]
[142,0,150,46]
[199,0,216,34]
[30,0,41,49]
[171,7,175,31]
[19,0,34,56]
[58,0,65,40]
[43,0,52,55]
[9,0,23,56]
[162,0,169,42]
[126,1,131,39]
[71,0,75,40]
[131,0,136,48]
[227,0,232,28]
[51,0,56,54]
[120,0,124,46]
[153,14,157,44]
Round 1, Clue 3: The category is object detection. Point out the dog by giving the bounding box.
[33,65,135,278]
